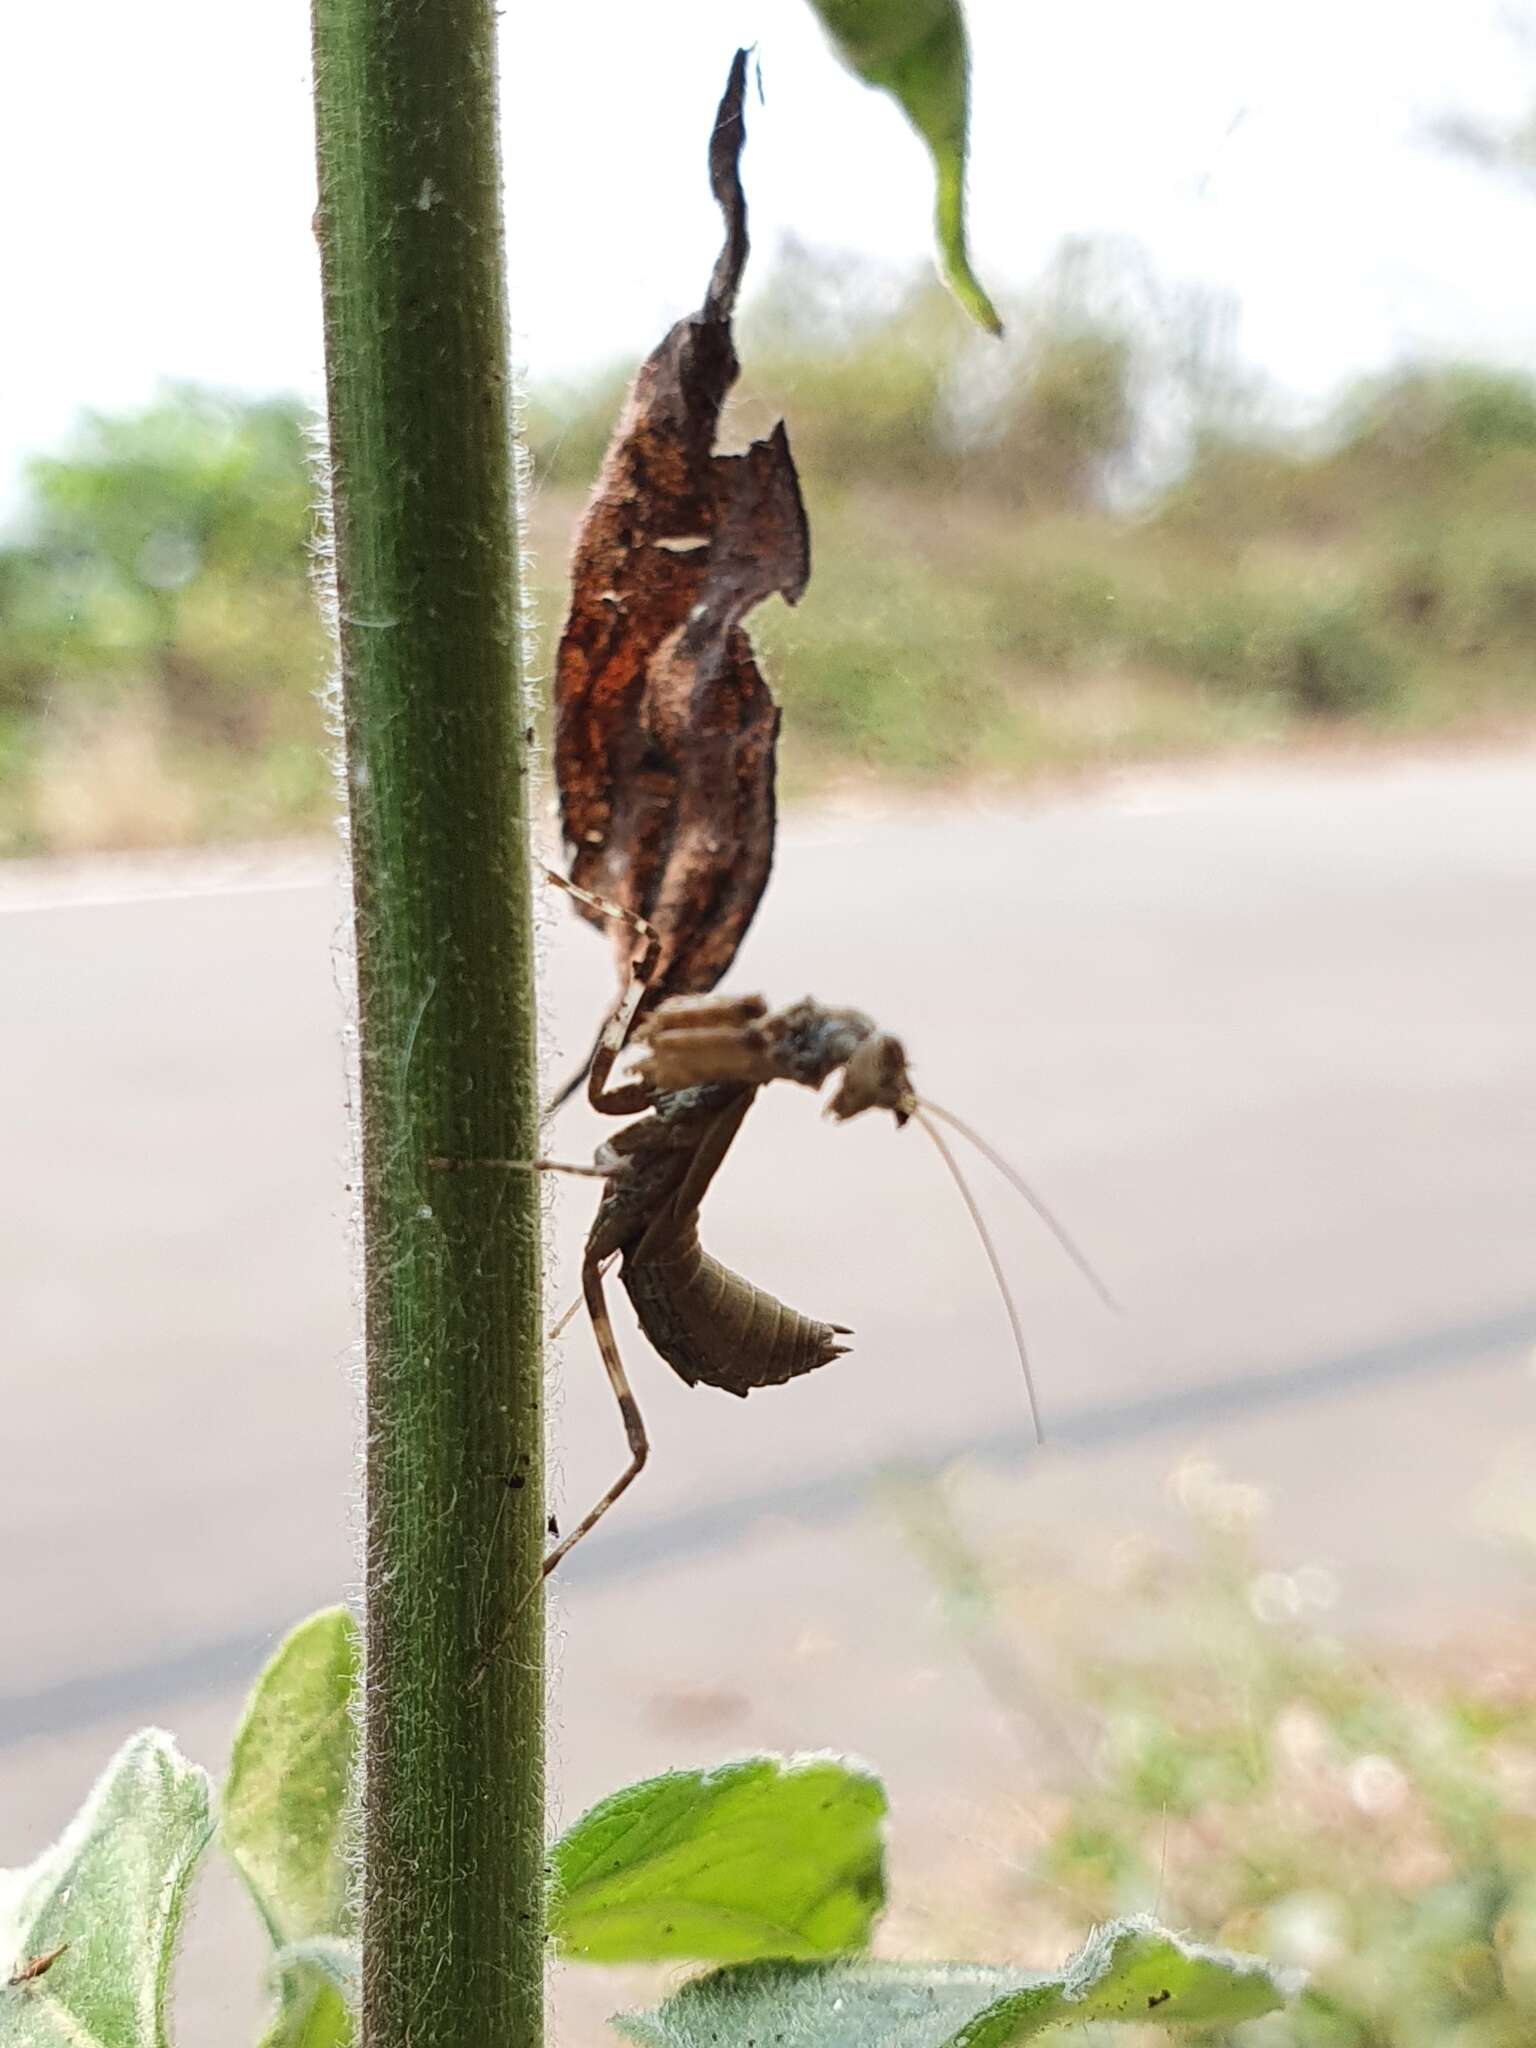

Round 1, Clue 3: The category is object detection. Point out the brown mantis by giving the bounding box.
[439,875,1114,1596]
[509,46,1115,1619]
[7,1944,69,1988]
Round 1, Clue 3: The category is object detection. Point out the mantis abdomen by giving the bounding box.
[621,1222,850,1397]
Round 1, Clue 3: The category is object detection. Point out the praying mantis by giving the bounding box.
[438,874,1113,1597]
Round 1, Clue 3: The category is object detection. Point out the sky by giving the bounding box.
[5,0,1536,502]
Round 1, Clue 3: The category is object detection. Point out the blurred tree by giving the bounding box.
[6,306,1536,858]
[1425,7,1536,190]
[1336,364,1536,468]
[0,387,321,733]
[0,388,327,851]
[5,387,313,667]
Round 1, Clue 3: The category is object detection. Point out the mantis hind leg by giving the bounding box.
[541,1248,649,1577]
[548,1250,617,1341]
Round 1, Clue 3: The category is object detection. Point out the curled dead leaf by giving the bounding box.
[553,49,808,1014]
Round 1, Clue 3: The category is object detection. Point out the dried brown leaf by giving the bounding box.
[553,49,808,1009]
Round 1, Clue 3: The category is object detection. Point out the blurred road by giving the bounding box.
[4,751,1535,2038]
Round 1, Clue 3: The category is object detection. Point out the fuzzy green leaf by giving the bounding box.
[551,1755,886,1964]
[262,1942,358,2048]
[0,1730,212,2048]
[807,0,1001,334]
[221,1609,359,2048]
[222,1608,359,1943]
[613,1915,1299,2045]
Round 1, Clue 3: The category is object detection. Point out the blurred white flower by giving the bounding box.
[1348,1752,1409,1816]
[1170,1453,1271,1534]
[1265,1890,1349,1971]
[1248,1570,1303,1623]
[1293,1563,1340,1611]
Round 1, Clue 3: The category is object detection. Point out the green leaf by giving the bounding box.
[271,1939,359,1995]
[0,1729,213,2048]
[221,1608,359,2048]
[262,1943,359,2048]
[222,1608,359,1943]
[613,1915,1300,2045]
[807,0,1001,335]
[551,1755,886,1964]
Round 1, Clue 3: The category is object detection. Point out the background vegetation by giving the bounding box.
[4,235,1536,855]
[884,1460,1536,2048]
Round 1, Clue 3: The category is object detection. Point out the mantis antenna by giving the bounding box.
[917,1096,1120,1314]
[911,1105,1046,1446]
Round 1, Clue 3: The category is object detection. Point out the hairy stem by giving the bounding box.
[310,1,543,2041]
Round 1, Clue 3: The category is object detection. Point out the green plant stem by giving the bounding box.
[310,3,544,2043]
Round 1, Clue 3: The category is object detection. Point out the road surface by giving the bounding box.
[4,751,1534,2037]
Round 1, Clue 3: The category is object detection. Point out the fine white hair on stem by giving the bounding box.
[917,1096,1120,1314]
[912,1105,1045,1446]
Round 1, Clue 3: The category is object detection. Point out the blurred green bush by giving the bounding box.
[5,245,1536,853]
